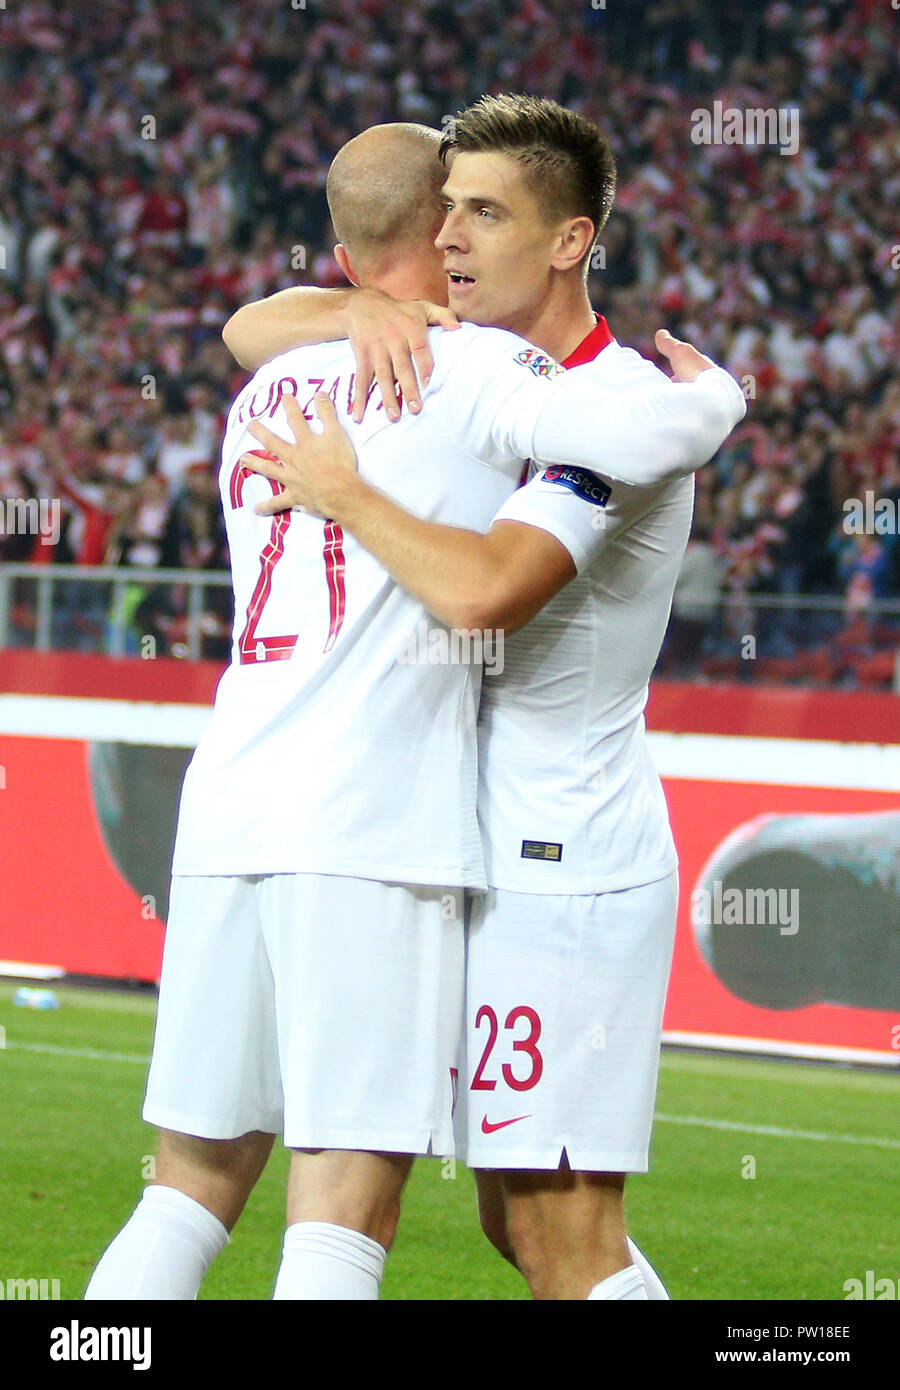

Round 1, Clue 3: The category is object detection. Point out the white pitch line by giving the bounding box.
[655,1112,900,1151]
[3,1040,148,1065]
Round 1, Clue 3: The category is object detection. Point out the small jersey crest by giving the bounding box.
[515,349,565,378]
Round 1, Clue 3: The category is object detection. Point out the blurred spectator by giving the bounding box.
[154,414,213,490]
[832,531,892,617]
[662,520,723,673]
[160,465,227,572]
[106,474,171,569]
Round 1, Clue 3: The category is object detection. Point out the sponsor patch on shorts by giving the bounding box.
[515,349,565,378]
[521,840,563,861]
[542,466,611,506]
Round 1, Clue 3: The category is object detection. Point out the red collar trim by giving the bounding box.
[562,314,614,368]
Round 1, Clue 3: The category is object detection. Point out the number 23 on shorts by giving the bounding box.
[471,1004,544,1092]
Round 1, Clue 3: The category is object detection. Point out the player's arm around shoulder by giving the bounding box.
[238,389,575,637]
[222,285,459,415]
[448,520,577,637]
[531,330,748,488]
[223,286,355,371]
[649,328,749,454]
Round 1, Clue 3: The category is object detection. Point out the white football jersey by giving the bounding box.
[477,334,746,893]
[172,325,537,886]
[172,322,744,889]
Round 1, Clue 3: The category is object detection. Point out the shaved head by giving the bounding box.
[326,124,445,273]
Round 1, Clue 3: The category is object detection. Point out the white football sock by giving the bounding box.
[273,1221,386,1300]
[627,1237,670,1299]
[84,1184,229,1300]
[587,1264,648,1300]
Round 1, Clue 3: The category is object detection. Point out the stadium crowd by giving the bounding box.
[0,0,897,680]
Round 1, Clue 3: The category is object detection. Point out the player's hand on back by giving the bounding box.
[242,392,360,520]
[654,328,718,382]
[341,288,459,423]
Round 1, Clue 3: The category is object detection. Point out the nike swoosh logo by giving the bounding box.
[481,1114,531,1134]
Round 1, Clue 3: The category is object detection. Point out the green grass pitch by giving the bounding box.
[1,981,897,1301]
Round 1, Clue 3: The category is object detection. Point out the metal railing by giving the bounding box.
[665,590,900,689]
[0,563,233,660]
[1,564,899,684]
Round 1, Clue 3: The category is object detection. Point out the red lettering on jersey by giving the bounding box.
[322,519,346,653]
[271,377,299,418]
[229,454,297,664]
[239,380,277,426]
[301,379,325,416]
[229,459,348,662]
[373,384,403,414]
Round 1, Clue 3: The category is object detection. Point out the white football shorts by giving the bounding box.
[457,871,678,1172]
[143,873,464,1155]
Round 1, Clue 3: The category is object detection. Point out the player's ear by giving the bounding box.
[551,217,596,274]
[334,244,361,287]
